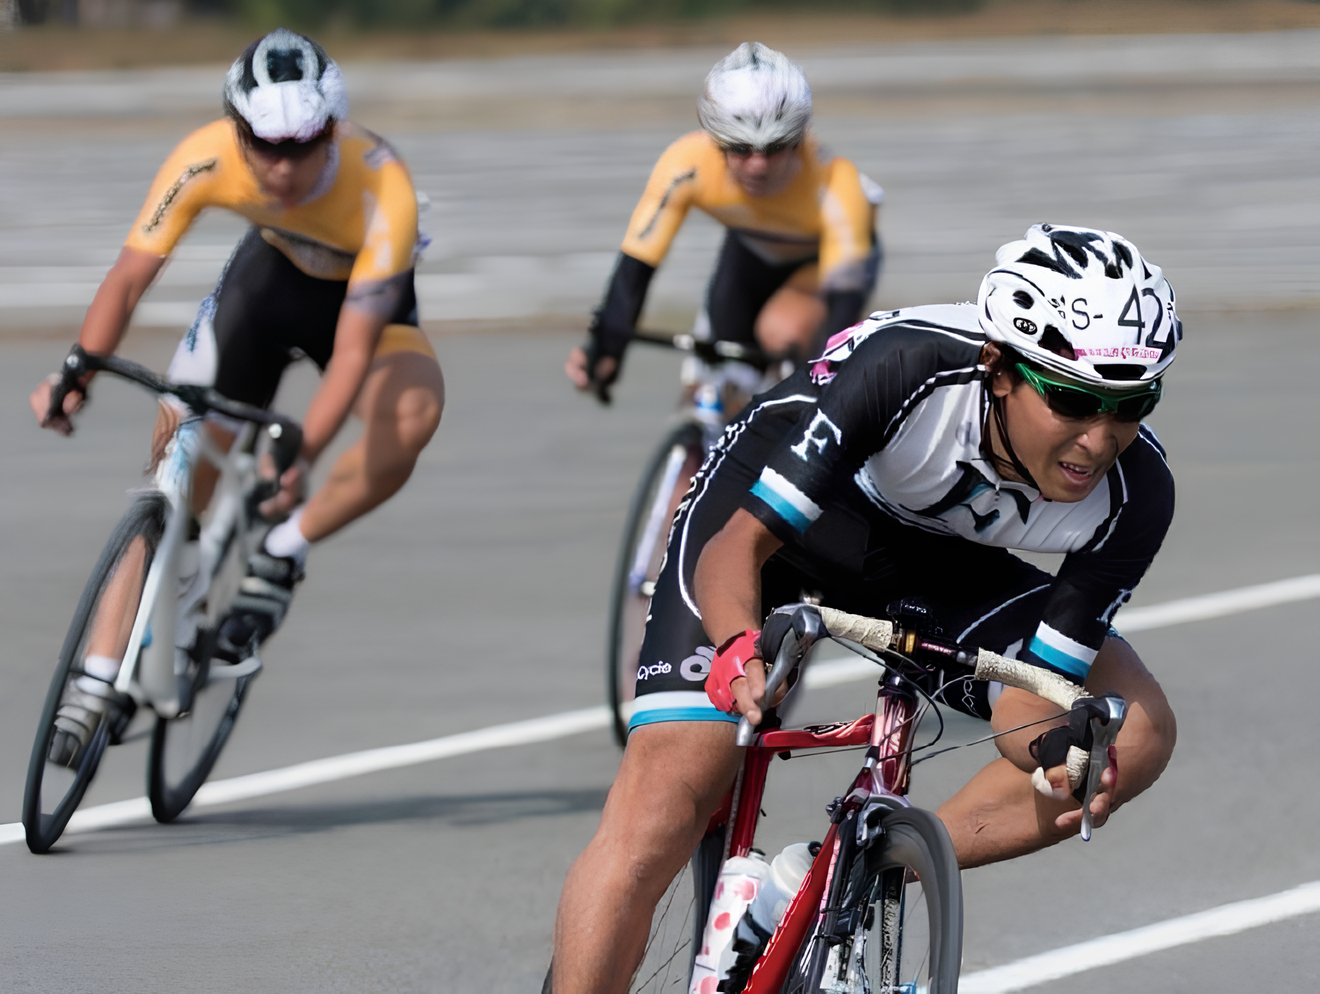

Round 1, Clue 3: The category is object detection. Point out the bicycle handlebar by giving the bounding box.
[631,329,771,368]
[738,603,1123,839]
[816,605,1086,711]
[50,345,304,475]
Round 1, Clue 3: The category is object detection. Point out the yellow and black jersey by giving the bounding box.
[125,119,419,293]
[620,131,877,293]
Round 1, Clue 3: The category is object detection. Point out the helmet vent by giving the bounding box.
[1094,363,1144,381]
[266,49,305,84]
[1012,290,1033,309]
[1017,247,1074,277]
[1039,325,1076,360]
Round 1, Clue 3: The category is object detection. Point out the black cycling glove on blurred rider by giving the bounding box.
[584,252,656,400]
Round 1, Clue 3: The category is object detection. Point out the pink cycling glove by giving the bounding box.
[706,629,762,714]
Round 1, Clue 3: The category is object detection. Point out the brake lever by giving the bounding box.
[1079,694,1126,842]
[46,346,89,425]
[735,605,823,746]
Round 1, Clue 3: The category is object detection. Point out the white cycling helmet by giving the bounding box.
[223,29,348,144]
[977,223,1181,387]
[697,42,812,151]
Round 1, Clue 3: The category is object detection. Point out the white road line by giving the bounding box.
[1112,573,1320,633]
[1,570,1316,853]
[0,707,610,847]
[958,880,1320,992]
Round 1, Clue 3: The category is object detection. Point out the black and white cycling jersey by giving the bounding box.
[743,304,1175,684]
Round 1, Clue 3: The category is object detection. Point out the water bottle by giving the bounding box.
[748,842,814,933]
[689,843,815,994]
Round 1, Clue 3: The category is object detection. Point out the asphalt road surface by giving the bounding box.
[1,29,1318,994]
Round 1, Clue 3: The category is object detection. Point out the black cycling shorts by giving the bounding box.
[167,227,419,409]
[703,232,881,346]
[630,392,1057,733]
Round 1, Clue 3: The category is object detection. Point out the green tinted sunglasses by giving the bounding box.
[1014,362,1162,422]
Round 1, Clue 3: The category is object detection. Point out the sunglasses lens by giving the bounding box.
[1017,362,1161,422]
[1043,384,1103,419]
[1114,392,1160,422]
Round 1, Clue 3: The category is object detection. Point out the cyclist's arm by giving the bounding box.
[1020,429,1175,687]
[693,508,784,725]
[815,158,880,352]
[573,135,703,392]
[584,251,656,364]
[300,293,391,463]
[29,246,164,431]
[303,153,418,458]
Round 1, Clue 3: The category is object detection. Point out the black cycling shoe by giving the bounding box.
[49,673,136,768]
[217,549,304,653]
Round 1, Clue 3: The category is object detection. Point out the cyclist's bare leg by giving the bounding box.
[938,636,1176,868]
[754,283,824,358]
[83,536,149,662]
[552,721,742,994]
[300,350,443,542]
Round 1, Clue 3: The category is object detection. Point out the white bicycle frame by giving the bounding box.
[110,417,263,718]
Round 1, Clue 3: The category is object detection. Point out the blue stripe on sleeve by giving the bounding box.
[1024,637,1091,681]
[750,478,812,534]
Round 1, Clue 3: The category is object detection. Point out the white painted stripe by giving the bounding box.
[4,573,1319,852]
[0,706,608,846]
[1112,574,1320,633]
[958,880,1320,992]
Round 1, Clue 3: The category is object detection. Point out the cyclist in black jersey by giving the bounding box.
[550,224,1181,992]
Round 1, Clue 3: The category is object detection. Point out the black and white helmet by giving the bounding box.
[697,42,812,151]
[223,29,348,144]
[977,223,1181,387]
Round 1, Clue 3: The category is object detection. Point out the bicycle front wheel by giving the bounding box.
[22,494,167,854]
[783,806,963,994]
[148,617,256,823]
[607,421,705,746]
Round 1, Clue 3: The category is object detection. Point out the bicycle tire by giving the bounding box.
[781,806,963,994]
[146,623,254,823]
[606,420,706,746]
[22,493,167,854]
[629,824,724,993]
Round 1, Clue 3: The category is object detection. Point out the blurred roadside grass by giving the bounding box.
[2,0,1320,71]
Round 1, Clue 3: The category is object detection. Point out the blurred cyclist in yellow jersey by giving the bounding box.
[28,30,444,754]
[566,42,883,401]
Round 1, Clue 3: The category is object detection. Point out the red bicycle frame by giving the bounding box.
[699,671,920,993]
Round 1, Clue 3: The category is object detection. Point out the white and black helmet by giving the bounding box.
[223,29,348,144]
[977,223,1181,388]
[697,42,812,151]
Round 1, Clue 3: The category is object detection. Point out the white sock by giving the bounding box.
[83,654,121,682]
[263,507,310,566]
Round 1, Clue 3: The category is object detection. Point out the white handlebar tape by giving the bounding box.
[974,649,1086,711]
[1030,745,1091,797]
[818,607,894,652]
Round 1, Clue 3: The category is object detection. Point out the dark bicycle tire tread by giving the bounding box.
[22,493,167,854]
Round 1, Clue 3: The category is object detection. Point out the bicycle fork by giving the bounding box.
[113,424,202,719]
